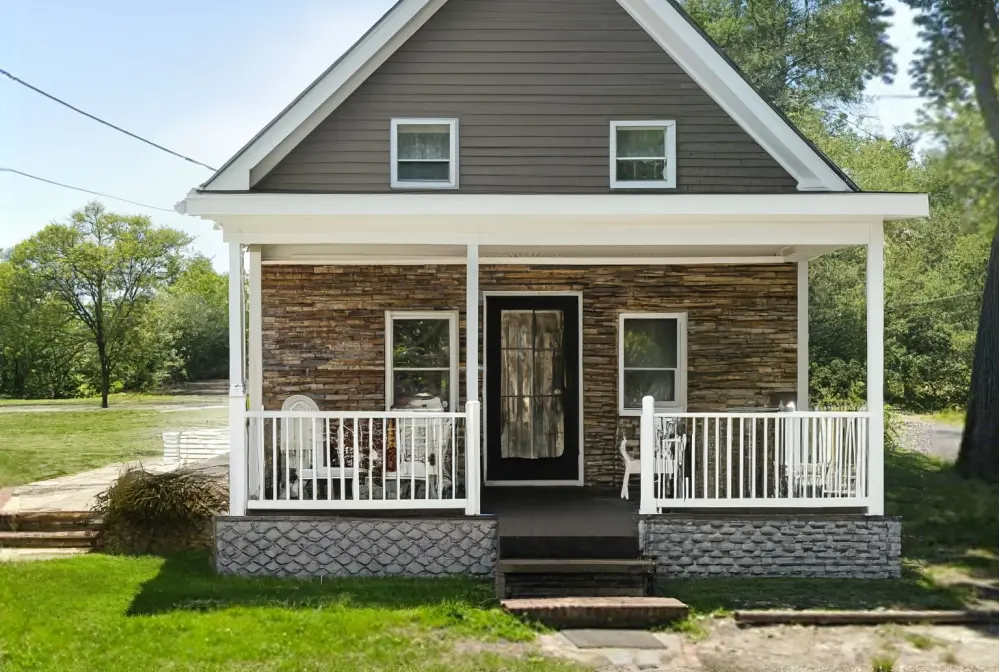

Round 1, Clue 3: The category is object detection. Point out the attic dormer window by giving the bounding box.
[390,118,458,189]
[610,120,677,189]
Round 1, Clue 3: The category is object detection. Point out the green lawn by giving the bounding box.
[0,553,575,672]
[0,407,227,488]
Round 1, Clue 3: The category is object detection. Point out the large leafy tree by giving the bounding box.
[903,0,999,482]
[12,202,191,407]
[683,0,896,114]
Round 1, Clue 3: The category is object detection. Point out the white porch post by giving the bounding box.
[866,221,886,515]
[246,247,262,500]
[639,396,656,515]
[228,243,247,516]
[465,243,480,515]
[797,260,809,411]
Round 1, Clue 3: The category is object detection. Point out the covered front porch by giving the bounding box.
[171,191,933,524]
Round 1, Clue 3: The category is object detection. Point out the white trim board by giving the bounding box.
[482,291,585,487]
[195,0,852,193]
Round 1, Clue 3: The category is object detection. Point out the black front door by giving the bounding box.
[485,295,580,483]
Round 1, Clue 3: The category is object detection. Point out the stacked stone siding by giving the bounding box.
[262,264,797,487]
[215,516,498,578]
[642,515,902,578]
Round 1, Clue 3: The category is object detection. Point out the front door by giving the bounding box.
[485,295,580,483]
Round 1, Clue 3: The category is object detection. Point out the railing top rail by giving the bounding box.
[245,410,467,420]
[651,411,871,419]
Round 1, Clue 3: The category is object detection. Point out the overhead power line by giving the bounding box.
[0,68,218,171]
[0,168,176,213]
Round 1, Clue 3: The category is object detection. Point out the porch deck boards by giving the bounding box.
[481,487,638,538]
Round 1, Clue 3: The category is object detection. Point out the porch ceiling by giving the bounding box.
[260,243,844,264]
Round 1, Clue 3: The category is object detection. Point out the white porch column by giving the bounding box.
[246,247,262,500]
[797,260,809,411]
[465,244,480,515]
[866,221,886,516]
[228,243,247,516]
[639,396,656,515]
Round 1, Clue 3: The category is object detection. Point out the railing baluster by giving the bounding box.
[451,417,457,501]
[763,416,769,499]
[691,418,697,500]
[395,418,401,501]
[270,419,277,503]
[368,418,374,501]
[750,418,757,499]
[726,417,732,499]
[338,419,345,502]
[325,418,331,502]
[297,418,303,500]
[714,417,720,499]
[739,417,744,499]
[702,417,708,499]
[425,417,432,501]
[352,417,360,501]
[312,418,318,501]
[257,418,264,501]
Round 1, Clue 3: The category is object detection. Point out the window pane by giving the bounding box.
[393,319,450,367]
[398,126,450,160]
[623,370,676,409]
[392,371,449,410]
[624,318,678,368]
[616,128,666,158]
[616,159,666,182]
[398,161,450,182]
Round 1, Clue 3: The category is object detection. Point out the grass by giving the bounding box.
[925,409,965,427]
[0,393,222,408]
[660,446,999,614]
[0,407,227,488]
[0,552,576,672]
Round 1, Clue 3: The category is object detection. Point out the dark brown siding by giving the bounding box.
[255,0,797,194]
[262,264,797,487]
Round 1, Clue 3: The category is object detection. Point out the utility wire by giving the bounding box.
[0,168,176,213]
[1,68,217,171]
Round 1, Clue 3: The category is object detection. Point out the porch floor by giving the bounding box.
[481,487,638,538]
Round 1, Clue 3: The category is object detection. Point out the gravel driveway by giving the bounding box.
[898,416,963,462]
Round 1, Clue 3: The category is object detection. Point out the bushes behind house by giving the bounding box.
[93,467,228,555]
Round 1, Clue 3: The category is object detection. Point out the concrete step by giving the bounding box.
[502,596,689,629]
[499,559,653,574]
[0,530,97,549]
[0,512,100,533]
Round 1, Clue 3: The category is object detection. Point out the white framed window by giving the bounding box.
[609,120,677,189]
[618,312,687,415]
[385,311,459,411]
[390,118,458,189]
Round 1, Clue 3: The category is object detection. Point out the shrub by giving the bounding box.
[93,467,228,555]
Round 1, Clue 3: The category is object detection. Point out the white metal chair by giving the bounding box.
[391,402,454,499]
[618,435,641,500]
[281,395,359,499]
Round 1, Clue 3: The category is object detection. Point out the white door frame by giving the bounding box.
[482,290,585,486]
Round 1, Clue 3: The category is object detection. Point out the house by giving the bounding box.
[178,0,925,589]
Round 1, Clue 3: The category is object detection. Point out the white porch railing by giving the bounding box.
[639,398,872,513]
[243,401,480,514]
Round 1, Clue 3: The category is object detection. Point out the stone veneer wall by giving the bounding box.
[215,516,498,578]
[641,515,902,578]
[261,264,797,488]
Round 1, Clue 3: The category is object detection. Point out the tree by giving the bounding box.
[904,0,999,481]
[13,203,191,407]
[682,0,896,115]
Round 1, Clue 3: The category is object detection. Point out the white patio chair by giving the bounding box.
[391,405,454,499]
[281,395,358,499]
[618,435,641,500]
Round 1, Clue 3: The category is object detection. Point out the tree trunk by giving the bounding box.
[957,225,999,481]
[97,337,110,409]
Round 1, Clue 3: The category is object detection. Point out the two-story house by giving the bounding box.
[181,0,923,591]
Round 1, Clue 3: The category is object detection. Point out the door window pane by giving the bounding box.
[500,310,565,459]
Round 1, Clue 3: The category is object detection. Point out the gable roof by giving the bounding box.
[201,0,855,193]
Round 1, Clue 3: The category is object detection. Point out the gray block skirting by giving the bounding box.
[214,515,498,578]
[641,515,902,579]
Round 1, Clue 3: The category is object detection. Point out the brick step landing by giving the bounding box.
[502,597,688,629]
[497,558,655,599]
[0,512,100,533]
[0,530,97,549]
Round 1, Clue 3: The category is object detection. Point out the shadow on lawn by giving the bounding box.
[661,448,999,614]
[127,551,495,616]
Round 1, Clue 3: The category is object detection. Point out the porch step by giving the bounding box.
[0,512,100,533]
[0,530,97,549]
[502,597,688,629]
[497,558,655,599]
[499,535,640,560]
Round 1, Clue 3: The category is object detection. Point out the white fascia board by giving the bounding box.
[180,192,930,220]
[618,0,850,192]
[201,0,445,191]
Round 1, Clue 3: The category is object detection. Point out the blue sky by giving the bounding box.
[1,0,923,270]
